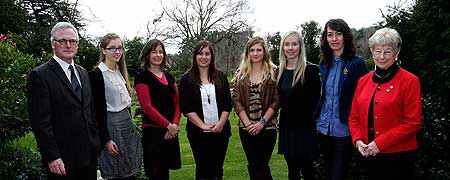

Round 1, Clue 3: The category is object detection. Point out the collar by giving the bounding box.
[53,55,74,70]
[98,62,116,72]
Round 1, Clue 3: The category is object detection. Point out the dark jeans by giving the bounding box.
[318,134,352,180]
[188,131,230,180]
[363,150,417,180]
[239,128,277,180]
[46,157,97,180]
[284,156,315,180]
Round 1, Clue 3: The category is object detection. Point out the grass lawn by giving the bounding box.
[168,112,288,179]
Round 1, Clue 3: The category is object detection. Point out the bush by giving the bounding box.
[0,132,45,179]
[0,42,38,142]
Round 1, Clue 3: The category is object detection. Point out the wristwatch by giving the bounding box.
[260,117,267,126]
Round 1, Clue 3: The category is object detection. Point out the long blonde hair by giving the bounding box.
[235,36,277,82]
[277,31,307,86]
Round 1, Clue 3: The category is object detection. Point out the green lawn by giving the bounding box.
[168,112,288,179]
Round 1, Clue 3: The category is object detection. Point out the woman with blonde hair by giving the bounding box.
[277,31,321,180]
[90,33,142,180]
[232,36,279,180]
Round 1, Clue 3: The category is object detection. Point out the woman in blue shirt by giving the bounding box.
[315,19,368,180]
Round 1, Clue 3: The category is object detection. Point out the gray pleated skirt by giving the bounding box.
[100,109,143,179]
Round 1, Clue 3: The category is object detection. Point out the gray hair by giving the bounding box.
[50,22,79,43]
[368,27,402,52]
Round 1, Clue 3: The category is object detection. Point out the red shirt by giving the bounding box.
[348,68,422,153]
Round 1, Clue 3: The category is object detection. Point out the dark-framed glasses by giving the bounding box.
[105,47,124,53]
[54,39,78,45]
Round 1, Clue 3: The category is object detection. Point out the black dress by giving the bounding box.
[277,64,321,160]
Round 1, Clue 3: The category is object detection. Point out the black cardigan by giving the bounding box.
[89,68,110,147]
[278,63,321,131]
[179,71,232,136]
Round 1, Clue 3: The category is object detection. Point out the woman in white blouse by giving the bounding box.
[179,40,233,180]
[90,33,142,180]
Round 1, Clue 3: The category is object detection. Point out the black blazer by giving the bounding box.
[27,58,100,169]
[89,67,111,147]
[179,71,232,136]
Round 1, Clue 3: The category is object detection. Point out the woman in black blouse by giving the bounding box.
[179,40,232,180]
[277,31,321,180]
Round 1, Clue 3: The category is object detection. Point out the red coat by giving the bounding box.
[348,68,422,153]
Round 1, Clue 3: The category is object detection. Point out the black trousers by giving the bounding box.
[46,157,98,180]
[284,156,315,180]
[239,128,277,180]
[188,131,230,180]
[363,150,417,180]
[318,134,352,180]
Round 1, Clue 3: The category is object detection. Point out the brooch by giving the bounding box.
[386,85,394,93]
[343,68,348,76]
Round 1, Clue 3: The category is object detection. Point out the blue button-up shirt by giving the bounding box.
[316,57,350,137]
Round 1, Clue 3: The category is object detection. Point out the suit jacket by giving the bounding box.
[348,68,422,153]
[27,58,100,169]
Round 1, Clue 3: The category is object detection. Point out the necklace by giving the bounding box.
[203,84,212,104]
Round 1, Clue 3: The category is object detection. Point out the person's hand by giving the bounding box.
[48,158,66,176]
[106,140,120,156]
[167,123,179,136]
[355,140,368,157]
[164,131,175,140]
[211,121,225,133]
[200,123,214,132]
[367,141,380,156]
[248,121,264,136]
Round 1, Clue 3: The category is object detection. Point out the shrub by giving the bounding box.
[0,132,45,179]
[0,42,38,142]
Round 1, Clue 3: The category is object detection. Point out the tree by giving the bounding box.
[0,0,27,35]
[124,36,145,76]
[266,32,281,65]
[380,0,450,179]
[301,21,321,64]
[146,0,251,73]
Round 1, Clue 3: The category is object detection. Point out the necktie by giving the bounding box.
[68,65,82,99]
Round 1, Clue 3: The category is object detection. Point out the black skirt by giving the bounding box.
[278,125,319,161]
[142,127,181,170]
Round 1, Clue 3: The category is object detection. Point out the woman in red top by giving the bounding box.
[348,28,422,180]
[135,39,181,180]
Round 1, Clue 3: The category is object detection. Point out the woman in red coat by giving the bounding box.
[348,28,422,180]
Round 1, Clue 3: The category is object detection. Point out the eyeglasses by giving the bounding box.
[54,39,78,45]
[372,49,394,57]
[105,47,124,53]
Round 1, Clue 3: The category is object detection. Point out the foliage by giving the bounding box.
[301,21,321,64]
[379,0,450,179]
[266,32,281,65]
[124,36,145,76]
[0,42,38,143]
[0,132,44,180]
[76,37,100,71]
[0,0,27,35]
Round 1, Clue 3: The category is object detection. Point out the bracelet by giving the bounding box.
[259,117,267,126]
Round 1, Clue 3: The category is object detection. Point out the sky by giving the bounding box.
[75,0,409,52]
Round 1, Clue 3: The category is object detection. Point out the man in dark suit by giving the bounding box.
[27,22,100,179]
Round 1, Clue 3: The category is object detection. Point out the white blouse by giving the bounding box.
[200,83,219,124]
[98,62,131,112]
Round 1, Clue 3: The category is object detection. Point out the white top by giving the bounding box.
[200,83,219,124]
[98,62,131,112]
[54,55,81,87]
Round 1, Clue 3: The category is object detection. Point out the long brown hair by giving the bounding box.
[139,39,168,70]
[98,33,132,94]
[320,19,356,67]
[186,40,220,86]
[235,36,276,81]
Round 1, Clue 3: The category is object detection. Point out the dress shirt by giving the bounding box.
[317,57,349,137]
[54,55,81,87]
